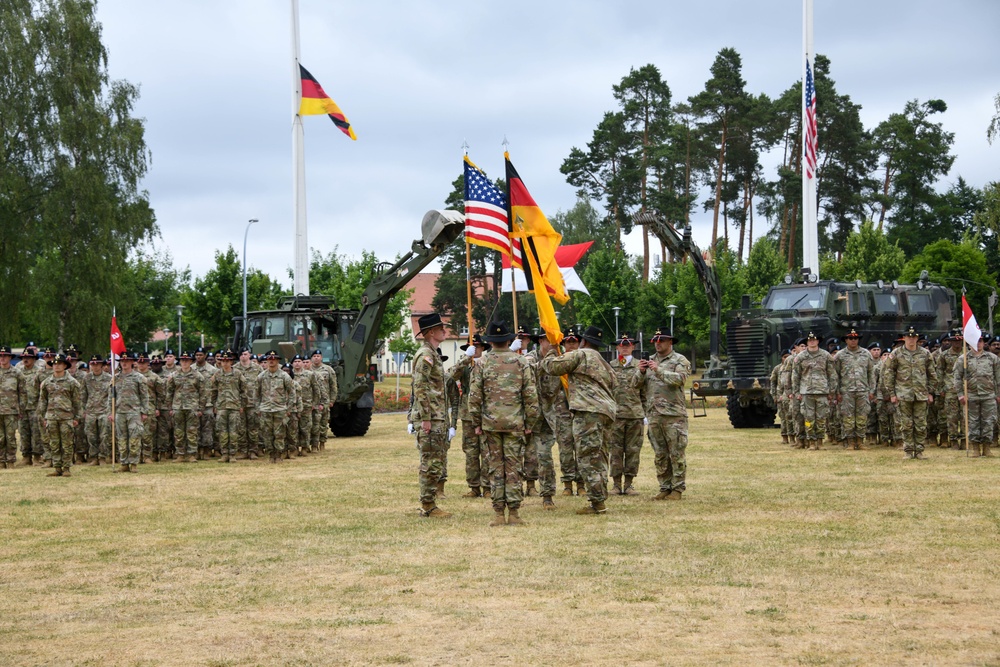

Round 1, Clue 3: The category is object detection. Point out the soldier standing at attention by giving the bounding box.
[937,332,966,450]
[439,349,458,498]
[551,329,581,496]
[137,354,161,463]
[526,332,559,509]
[540,325,616,515]
[109,352,150,473]
[411,313,452,518]
[511,327,540,497]
[792,332,837,451]
[192,347,218,458]
[771,349,792,444]
[16,344,43,466]
[281,362,299,459]
[448,334,489,497]
[309,350,338,451]
[38,353,82,477]
[209,349,247,463]
[81,356,112,465]
[291,355,318,456]
[835,330,875,451]
[235,349,262,459]
[954,334,1000,458]
[608,333,645,495]
[884,327,937,460]
[0,347,24,469]
[167,352,204,463]
[468,321,539,526]
[866,342,883,447]
[257,350,295,463]
[784,338,808,448]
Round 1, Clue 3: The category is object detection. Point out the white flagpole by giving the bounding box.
[291,0,309,296]
[802,0,819,279]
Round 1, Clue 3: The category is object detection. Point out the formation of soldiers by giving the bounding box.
[0,343,338,475]
[771,327,1000,459]
[408,312,692,526]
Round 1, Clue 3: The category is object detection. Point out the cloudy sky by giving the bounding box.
[95,0,999,288]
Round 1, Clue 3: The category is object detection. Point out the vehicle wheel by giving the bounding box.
[330,404,372,437]
[727,393,776,429]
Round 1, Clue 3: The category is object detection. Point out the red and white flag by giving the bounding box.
[110,316,126,357]
[501,241,592,295]
[962,295,981,350]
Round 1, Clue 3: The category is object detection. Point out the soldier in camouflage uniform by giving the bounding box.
[439,350,459,497]
[991,336,1000,447]
[157,351,178,459]
[410,314,452,518]
[792,332,837,451]
[209,349,247,462]
[291,355,320,456]
[866,343,883,446]
[193,347,218,458]
[784,339,808,448]
[35,347,56,464]
[531,332,566,510]
[926,337,944,447]
[81,355,112,465]
[883,327,937,459]
[38,353,82,476]
[108,352,150,472]
[608,334,645,495]
[512,328,540,497]
[825,342,843,446]
[469,321,540,526]
[540,325,616,514]
[771,349,791,444]
[936,332,965,449]
[0,347,24,469]
[552,329,581,495]
[954,335,1000,457]
[235,349,262,459]
[257,350,295,463]
[309,350,338,451]
[167,351,205,462]
[137,354,161,462]
[15,343,43,466]
[834,330,875,450]
[281,363,300,458]
[447,334,489,497]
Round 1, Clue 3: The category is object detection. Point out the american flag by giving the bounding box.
[804,59,817,180]
[463,156,511,256]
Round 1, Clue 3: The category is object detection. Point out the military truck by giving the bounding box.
[232,209,464,437]
[696,273,957,428]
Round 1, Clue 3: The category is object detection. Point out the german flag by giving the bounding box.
[298,64,356,140]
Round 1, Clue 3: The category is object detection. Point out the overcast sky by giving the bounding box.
[95,0,999,288]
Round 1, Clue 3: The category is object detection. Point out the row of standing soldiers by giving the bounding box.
[0,344,338,473]
[770,327,1000,459]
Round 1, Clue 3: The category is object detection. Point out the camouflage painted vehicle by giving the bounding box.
[694,273,957,427]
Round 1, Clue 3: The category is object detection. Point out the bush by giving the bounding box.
[373,389,410,413]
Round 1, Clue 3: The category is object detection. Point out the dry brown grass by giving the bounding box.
[2,410,1000,666]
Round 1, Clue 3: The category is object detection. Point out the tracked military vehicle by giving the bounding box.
[695,273,957,428]
[231,210,465,437]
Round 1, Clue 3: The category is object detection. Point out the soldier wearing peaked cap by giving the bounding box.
[608,333,645,496]
[883,327,937,459]
[835,329,875,451]
[411,313,452,518]
[38,354,82,476]
[449,334,490,497]
[641,328,692,500]
[0,346,24,469]
[166,351,205,462]
[308,349,337,452]
[256,350,295,463]
[792,332,837,451]
[16,343,44,466]
[937,330,966,449]
[80,355,112,465]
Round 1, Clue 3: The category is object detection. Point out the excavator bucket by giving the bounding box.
[421,209,465,247]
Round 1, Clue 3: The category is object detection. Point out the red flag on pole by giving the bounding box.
[110,316,126,357]
[962,295,981,350]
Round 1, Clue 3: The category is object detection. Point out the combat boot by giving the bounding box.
[221,455,231,463]
[781,434,789,444]
[612,475,623,495]
[129,464,138,473]
[562,481,574,496]
[796,437,806,449]
[576,481,586,496]
[808,440,820,451]
[420,502,451,518]
[968,443,981,458]
[525,480,537,497]
[982,444,992,457]
[46,468,63,477]
[623,476,639,495]
[652,490,671,500]
[43,459,53,468]
[576,501,607,515]
[507,508,525,526]
[867,435,878,447]
[542,496,555,510]
[284,449,292,459]
[61,467,71,477]
[489,509,507,527]
[462,487,481,498]
[236,453,250,460]
[894,440,904,449]
[667,490,683,500]
[436,480,447,499]
[88,458,100,466]
[114,464,129,473]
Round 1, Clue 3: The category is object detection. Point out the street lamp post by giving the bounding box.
[162,328,170,352]
[668,304,677,336]
[612,306,621,341]
[176,305,185,353]
[243,219,258,339]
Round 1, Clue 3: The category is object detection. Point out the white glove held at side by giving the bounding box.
[643,417,649,426]
[407,423,415,434]
[448,426,456,439]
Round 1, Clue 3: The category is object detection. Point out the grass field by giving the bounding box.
[2,409,999,666]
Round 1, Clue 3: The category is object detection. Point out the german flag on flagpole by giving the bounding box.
[298,64,357,140]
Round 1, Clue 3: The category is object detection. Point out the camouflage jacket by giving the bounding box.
[235,363,261,405]
[112,370,150,415]
[953,350,1000,399]
[778,355,795,399]
[290,374,303,412]
[883,346,937,402]
[535,358,568,426]
[792,349,837,395]
[447,354,476,422]
[310,362,338,405]
[936,348,963,396]
[445,375,460,428]
[38,374,82,421]
[194,362,218,383]
[141,369,164,410]
[256,368,295,413]
[642,350,691,419]
[166,369,205,411]
[160,364,179,379]
[410,342,447,423]
[835,347,875,394]
[540,348,616,421]
[80,372,112,417]
[294,367,321,409]
[611,356,645,419]
[468,348,540,433]
[16,362,41,411]
[769,363,783,403]
[0,366,24,415]
[209,369,248,411]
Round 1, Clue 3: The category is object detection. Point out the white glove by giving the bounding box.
[448,426,456,439]
[643,417,649,426]
[465,346,476,358]
[407,423,414,434]
[510,338,522,352]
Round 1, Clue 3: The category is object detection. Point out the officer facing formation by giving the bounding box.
[835,329,876,450]
[792,332,837,451]
[410,313,452,518]
[883,327,938,459]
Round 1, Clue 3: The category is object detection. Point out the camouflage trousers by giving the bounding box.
[866,400,878,438]
[284,412,298,453]
[532,423,557,497]
[521,428,538,483]
[800,395,829,442]
[839,392,869,439]
[19,413,42,458]
[199,412,215,451]
[74,421,87,457]
[141,413,156,460]
[483,430,526,511]
[173,410,200,457]
[85,413,111,459]
[926,396,940,440]
[550,407,578,483]
[115,413,144,465]
[440,425,453,483]
[789,396,805,440]
[966,397,997,444]
[944,394,964,443]
[310,408,325,449]
[155,411,173,456]
[572,411,612,503]
[608,417,644,478]
[460,419,488,489]
[259,411,288,455]
[215,409,243,457]
[298,409,311,451]
[648,415,688,493]
[46,419,75,471]
[0,414,17,464]
[417,421,448,505]
[777,399,791,437]
[240,408,260,456]
[876,400,898,444]
[896,400,928,454]
[37,409,51,460]
[827,401,841,441]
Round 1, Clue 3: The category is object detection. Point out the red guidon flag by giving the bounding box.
[298,64,357,140]
[962,295,981,350]
[110,316,126,357]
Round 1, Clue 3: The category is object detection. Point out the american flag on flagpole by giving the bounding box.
[463,156,512,257]
[804,59,818,180]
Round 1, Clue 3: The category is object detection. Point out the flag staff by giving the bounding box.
[962,289,971,457]
[291,0,309,296]
[502,138,519,333]
[462,140,474,344]
[110,307,117,469]
[801,0,819,278]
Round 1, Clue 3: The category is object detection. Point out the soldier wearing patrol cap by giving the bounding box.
[108,351,150,473]
[290,354,320,456]
[166,351,205,462]
[15,342,44,465]
[609,333,645,495]
[866,341,886,446]
[0,346,24,468]
[80,355,112,465]
[38,353,82,476]
[63,346,88,462]
[510,327,540,497]
[792,332,836,451]
[784,337,808,448]
[883,327,937,459]
[954,332,1000,457]
[192,347,218,458]
[35,347,57,464]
